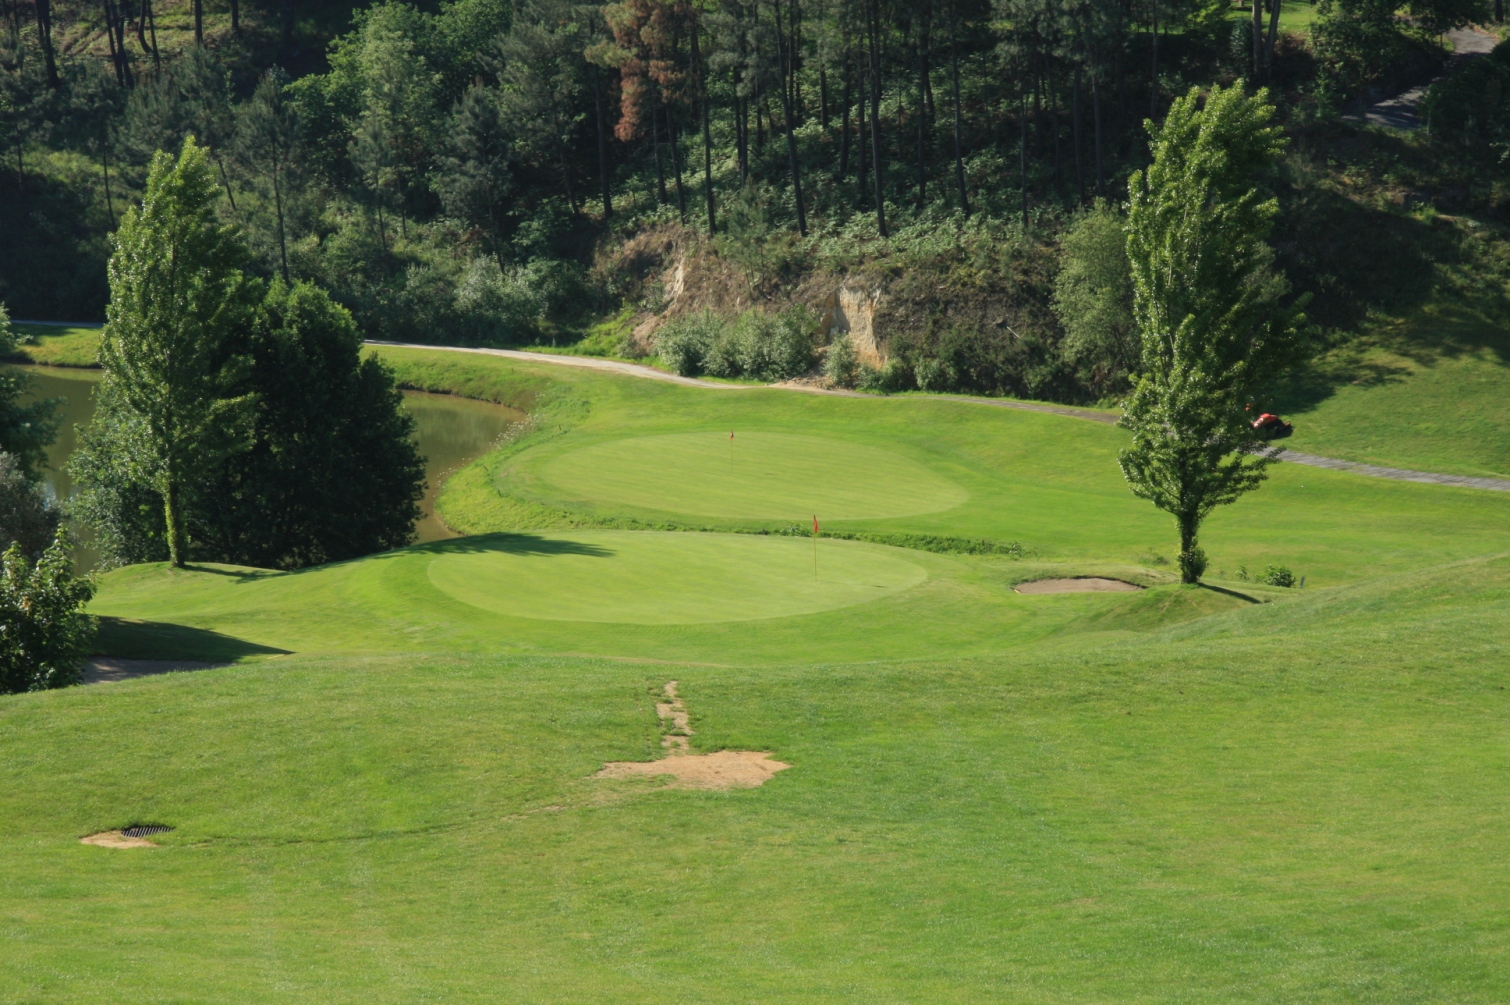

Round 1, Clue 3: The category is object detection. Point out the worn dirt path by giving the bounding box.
[1351,26,1497,129]
[368,340,1510,493]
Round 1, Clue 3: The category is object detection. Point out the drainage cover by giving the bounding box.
[121,824,173,838]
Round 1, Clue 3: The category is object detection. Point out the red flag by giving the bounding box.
[813,515,819,535]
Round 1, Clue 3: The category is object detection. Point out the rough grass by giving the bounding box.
[5,554,1510,1001]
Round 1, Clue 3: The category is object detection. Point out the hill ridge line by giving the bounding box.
[365,340,1510,494]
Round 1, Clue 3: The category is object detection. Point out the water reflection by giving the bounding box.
[15,366,525,569]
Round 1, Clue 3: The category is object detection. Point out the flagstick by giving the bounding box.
[812,515,818,581]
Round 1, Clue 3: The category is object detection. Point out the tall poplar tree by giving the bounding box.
[1119,83,1305,584]
[99,136,256,568]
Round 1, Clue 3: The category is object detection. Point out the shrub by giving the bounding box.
[730,305,819,381]
[654,310,724,376]
[0,452,60,559]
[915,357,958,392]
[0,532,96,694]
[1263,564,1296,588]
[824,335,862,388]
[862,358,913,393]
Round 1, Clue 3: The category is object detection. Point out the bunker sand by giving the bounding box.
[80,830,157,849]
[1015,577,1142,594]
[595,682,791,790]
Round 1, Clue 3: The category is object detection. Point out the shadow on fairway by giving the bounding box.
[92,616,292,662]
[408,532,616,559]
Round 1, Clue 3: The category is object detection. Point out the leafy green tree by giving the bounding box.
[0,531,95,694]
[0,451,60,558]
[189,280,425,569]
[98,136,257,568]
[0,306,58,478]
[1119,83,1305,584]
[1052,200,1137,394]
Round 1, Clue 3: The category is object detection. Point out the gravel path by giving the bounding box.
[369,340,1510,493]
[1350,26,1497,129]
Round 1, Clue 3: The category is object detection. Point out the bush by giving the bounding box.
[655,306,817,381]
[1263,564,1296,588]
[1052,202,1138,395]
[1424,40,1510,154]
[824,335,861,388]
[654,310,725,376]
[915,357,958,392]
[0,532,96,694]
[0,452,60,559]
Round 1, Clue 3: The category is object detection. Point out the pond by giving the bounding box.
[15,366,525,571]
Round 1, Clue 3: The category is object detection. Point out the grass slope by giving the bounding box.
[6,554,1510,1001]
[9,324,103,367]
[370,347,1510,587]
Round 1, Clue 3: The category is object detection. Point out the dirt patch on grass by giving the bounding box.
[80,830,157,849]
[1015,577,1143,594]
[595,681,791,790]
[84,658,227,684]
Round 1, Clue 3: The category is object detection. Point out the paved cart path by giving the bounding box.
[366,340,1510,493]
[1351,26,1497,130]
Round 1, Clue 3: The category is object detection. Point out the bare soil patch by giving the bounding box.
[595,681,791,790]
[1015,577,1142,594]
[80,830,157,849]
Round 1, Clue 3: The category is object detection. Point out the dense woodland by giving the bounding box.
[2,0,1509,403]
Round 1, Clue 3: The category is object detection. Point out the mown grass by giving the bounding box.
[8,324,103,367]
[366,346,1510,588]
[6,554,1510,1001]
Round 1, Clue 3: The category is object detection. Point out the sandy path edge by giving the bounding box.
[366,340,1510,493]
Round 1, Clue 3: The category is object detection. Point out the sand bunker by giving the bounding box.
[594,681,791,790]
[1014,577,1142,594]
[80,830,158,849]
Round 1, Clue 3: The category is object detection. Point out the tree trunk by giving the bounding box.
[1177,512,1204,583]
[230,0,239,34]
[143,0,159,68]
[866,0,887,236]
[273,164,289,283]
[593,68,613,220]
[819,66,829,129]
[1265,0,1281,80]
[1072,65,1084,203]
[1019,93,1028,229]
[691,27,715,234]
[771,0,807,236]
[194,0,203,44]
[102,149,116,228]
[34,0,59,88]
[857,57,868,203]
[104,0,125,87]
[915,1,928,209]
[667,104,686,220]
[1091,63,1104,196]
[838,56,851,180]
[164,476,186,568]
[1251,0,1263,78]
[1149,0,1159,119]
[282,0,294,49]
[652,96,667,205]
[948,0,967,215]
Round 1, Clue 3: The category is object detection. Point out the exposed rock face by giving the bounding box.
[820,284,886,365]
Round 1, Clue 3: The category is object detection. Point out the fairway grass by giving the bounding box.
[7,554,1510,1001]
[10,343,1510,1001]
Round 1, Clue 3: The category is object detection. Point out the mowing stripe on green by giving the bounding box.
[540,431,969,520]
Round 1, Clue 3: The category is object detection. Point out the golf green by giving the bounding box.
[540,430,969,520]
[425,530,927,623]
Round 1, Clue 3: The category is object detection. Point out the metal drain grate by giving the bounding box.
[121,824,173,838]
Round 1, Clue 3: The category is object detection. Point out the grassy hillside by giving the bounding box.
[5,554,1509,1001]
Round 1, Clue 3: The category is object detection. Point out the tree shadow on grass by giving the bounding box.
[406,532,616,559]
[93,616,291,662]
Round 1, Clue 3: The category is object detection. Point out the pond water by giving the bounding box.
[15,366,525,570]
